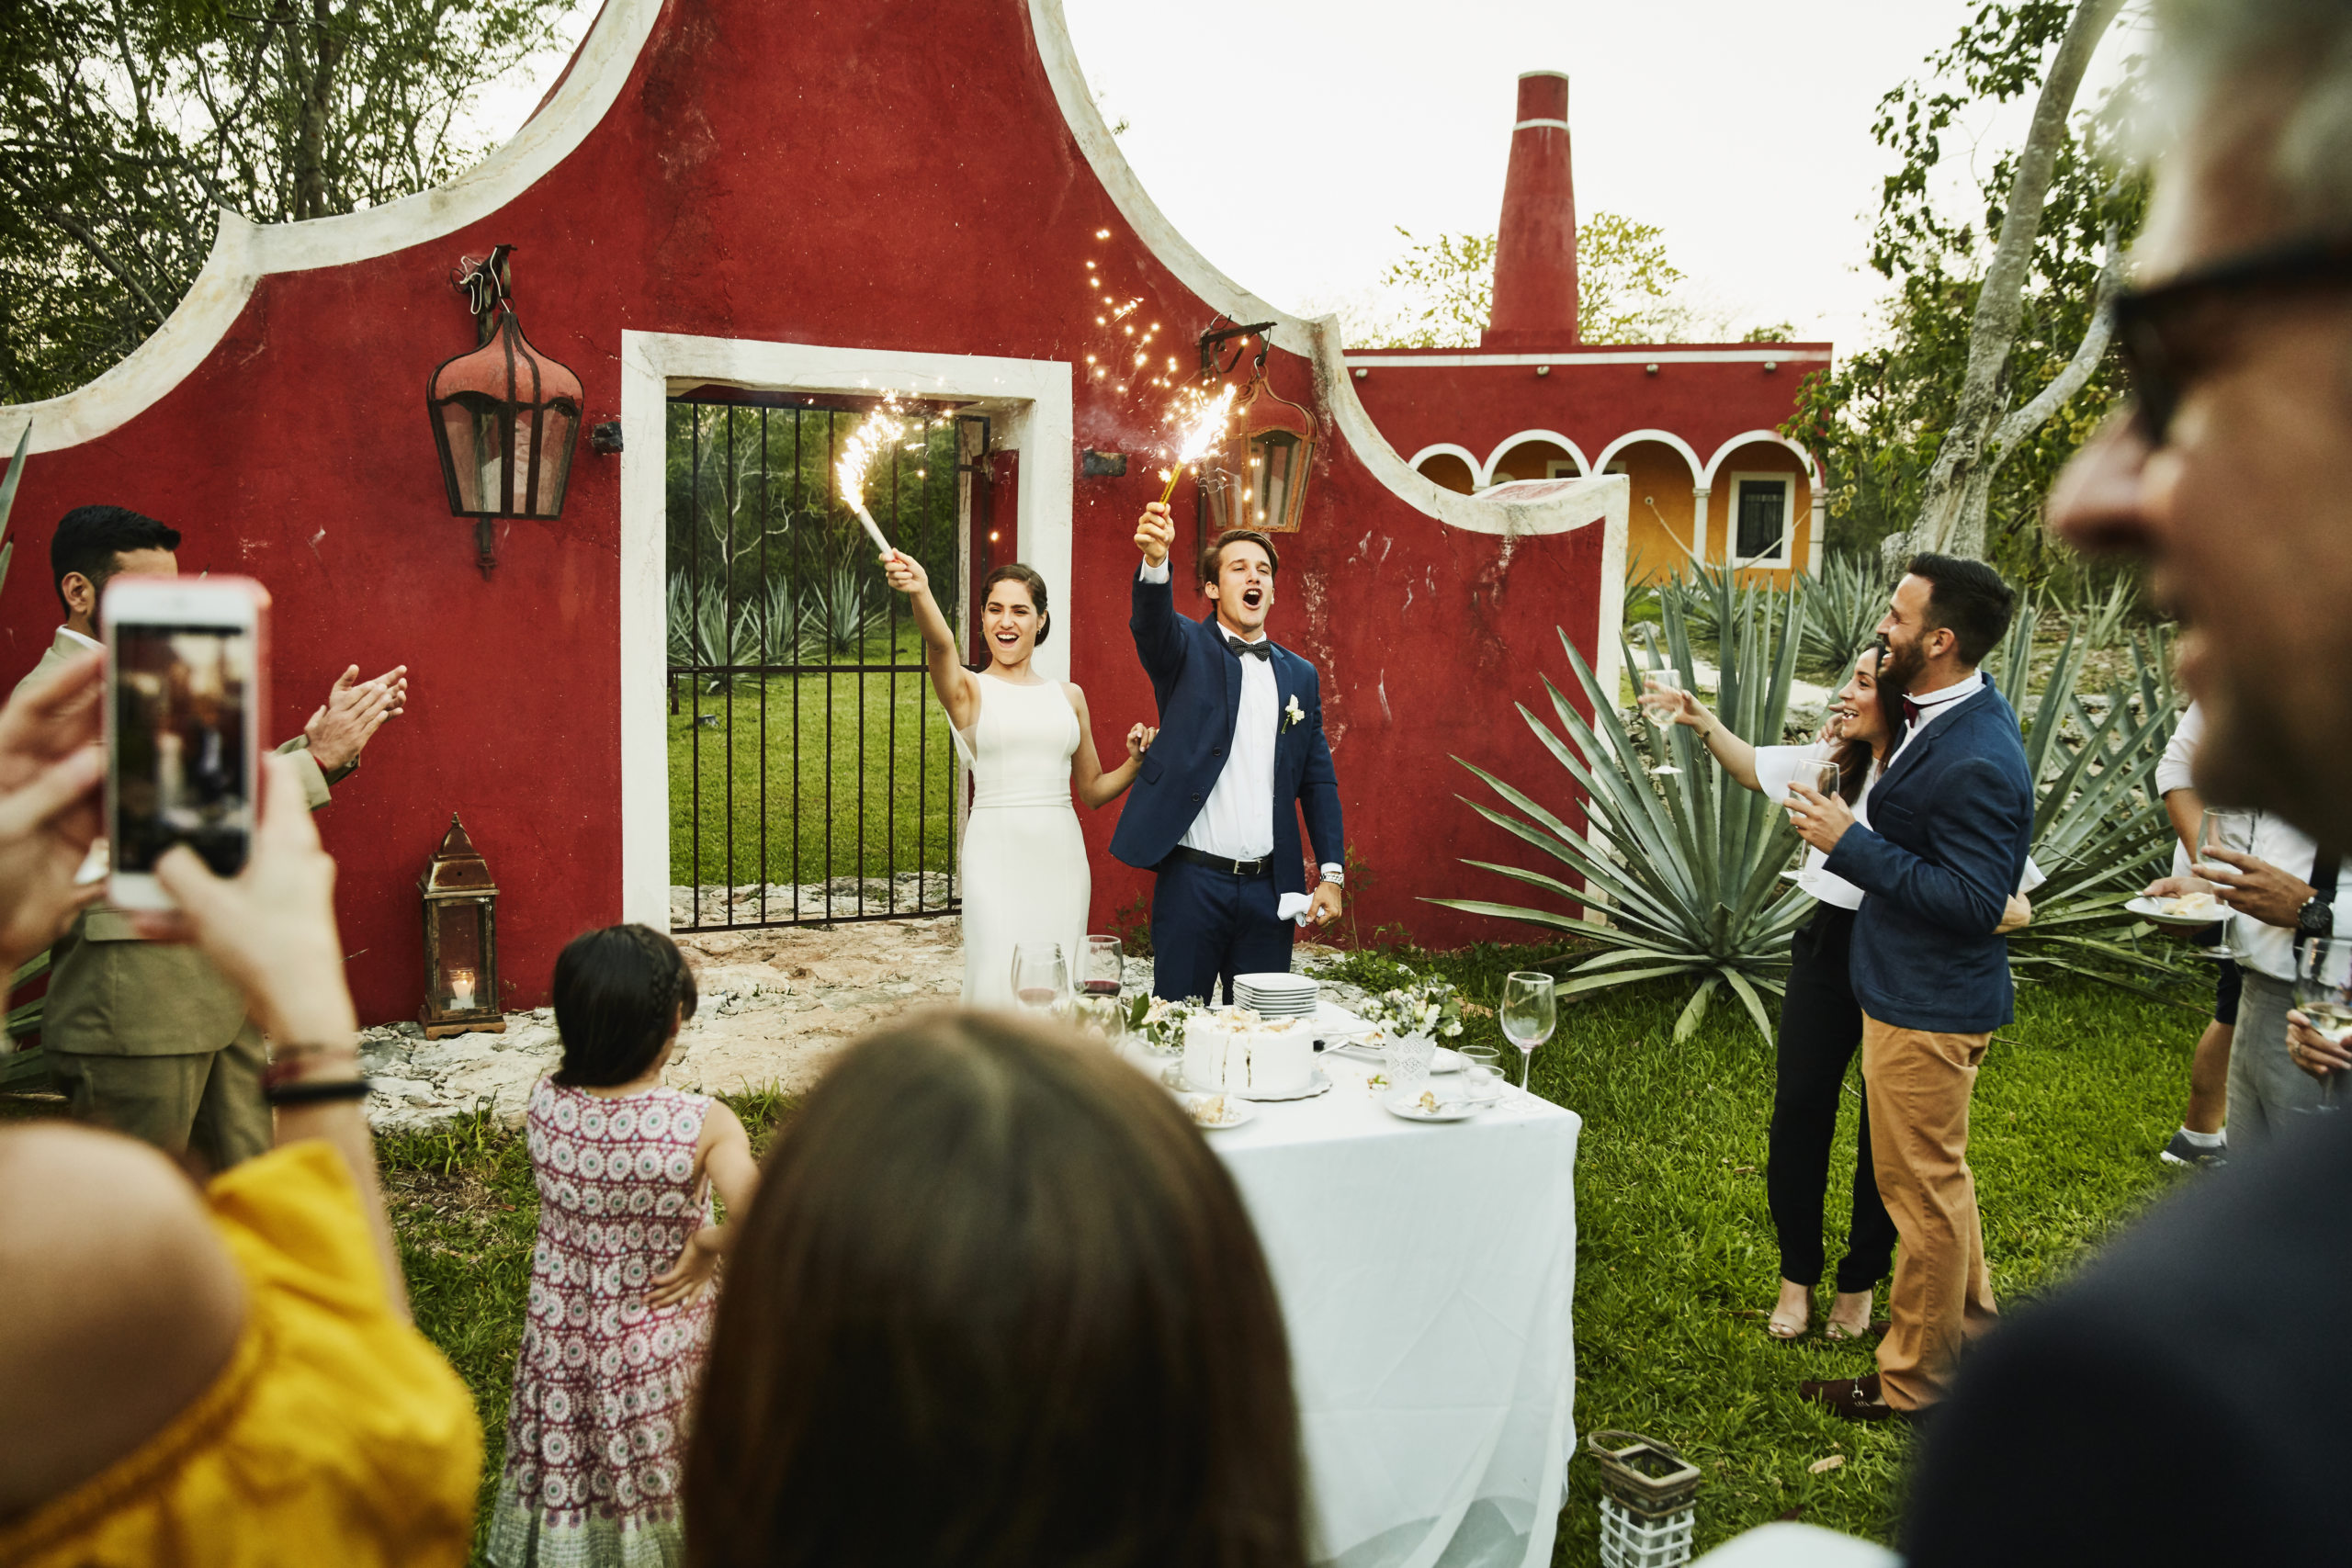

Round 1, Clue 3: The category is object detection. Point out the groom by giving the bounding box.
[1112,502,1344,1002]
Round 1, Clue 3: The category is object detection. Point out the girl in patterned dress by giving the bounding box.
[489,926,759,1568]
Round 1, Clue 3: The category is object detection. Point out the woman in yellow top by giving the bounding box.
[0,654,481,1567]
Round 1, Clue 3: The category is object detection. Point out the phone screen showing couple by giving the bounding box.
[112,623,255,877]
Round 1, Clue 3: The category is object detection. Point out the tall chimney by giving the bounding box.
[1483,71,1577,348]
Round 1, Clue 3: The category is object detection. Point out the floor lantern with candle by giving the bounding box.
[419,815,505,1038]
[1586,1428,1702,1568]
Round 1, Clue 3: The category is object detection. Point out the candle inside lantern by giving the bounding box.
[448,965,478,1011]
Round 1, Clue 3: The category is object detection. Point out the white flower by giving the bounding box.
[1284,694,1305,730]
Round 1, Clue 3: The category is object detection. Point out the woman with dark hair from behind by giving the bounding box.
[685,1010,1306,1568]
[883,549,1158,1005]
[488,923,758,1567]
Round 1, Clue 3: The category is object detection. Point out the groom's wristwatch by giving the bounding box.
[1318,863,1343,886]
[2298,892,2335,941]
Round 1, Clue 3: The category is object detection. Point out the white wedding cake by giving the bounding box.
[1183,1008,1317,1097]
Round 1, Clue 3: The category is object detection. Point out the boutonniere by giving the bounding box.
[1283,694,1305,732]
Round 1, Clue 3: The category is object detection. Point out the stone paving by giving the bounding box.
[358,918,1366,1136]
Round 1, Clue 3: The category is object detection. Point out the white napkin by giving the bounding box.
[1277,892,1314,927]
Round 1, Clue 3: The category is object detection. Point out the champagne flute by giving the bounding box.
[2295,936,2352,1110]
[1500,970,1557,1092]
[1011,942,1069,1016]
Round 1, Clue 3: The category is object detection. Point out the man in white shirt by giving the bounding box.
[1109,504,1345,1003]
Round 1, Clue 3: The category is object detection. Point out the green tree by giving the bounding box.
[0,0,576,403]
[1349,212,1728,348]
[1789,0,2143,577]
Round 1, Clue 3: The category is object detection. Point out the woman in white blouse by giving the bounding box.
[1645,647,2032,1341]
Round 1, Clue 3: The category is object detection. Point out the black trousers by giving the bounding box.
[1149,854,1294,1005]
[1769,904,1898,1293]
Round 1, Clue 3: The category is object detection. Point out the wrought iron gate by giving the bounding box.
[666,391,986,930]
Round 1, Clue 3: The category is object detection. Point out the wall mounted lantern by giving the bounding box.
[1191,319,1316,542]
[426,244,582,578]
[418,814,505,1038]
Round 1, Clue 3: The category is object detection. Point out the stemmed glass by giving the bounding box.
[1075,935,1125,1039]
[1788,761,1840,873]
[2194,808,2256,879]
[1500,970,1557,1092]
[2295,936,2352,1110]
[1010,942,1069,1017]
[1640,669,1688,775]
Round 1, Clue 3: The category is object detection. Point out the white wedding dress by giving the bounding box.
[956,675,1091,1008]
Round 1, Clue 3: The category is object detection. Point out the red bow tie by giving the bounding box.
[1902,696,1922,728]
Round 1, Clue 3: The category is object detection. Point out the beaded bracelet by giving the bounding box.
[266,1077,373,1108]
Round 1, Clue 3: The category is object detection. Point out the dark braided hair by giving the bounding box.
[551,923,700,1089]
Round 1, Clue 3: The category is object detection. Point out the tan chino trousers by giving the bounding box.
[1860,1011,1999,1409]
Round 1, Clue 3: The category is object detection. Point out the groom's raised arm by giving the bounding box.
[1131,502,1188,686]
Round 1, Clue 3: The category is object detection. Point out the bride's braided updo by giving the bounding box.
[550,923,700,1089]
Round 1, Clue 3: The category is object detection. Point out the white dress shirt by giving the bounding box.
[58,625,100,652]
[1887,669,1983,767]
[1138,559,1339,882]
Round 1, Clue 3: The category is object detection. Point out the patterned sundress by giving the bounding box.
[488,1078,718,1568]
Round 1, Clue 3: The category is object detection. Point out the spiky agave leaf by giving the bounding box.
[1428,585,1813,1038]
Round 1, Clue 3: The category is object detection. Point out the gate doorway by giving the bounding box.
[665,389,988,931]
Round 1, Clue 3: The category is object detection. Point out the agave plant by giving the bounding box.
[2036,573,2139,650]
[1800,548,1886,677]
[1655,557,1746,645]
[797,561,885,660]
[1430,582,1814,1040]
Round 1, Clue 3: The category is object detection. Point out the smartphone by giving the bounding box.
[103,575,269,909]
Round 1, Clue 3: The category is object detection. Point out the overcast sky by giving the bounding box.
[470,1,2143,355]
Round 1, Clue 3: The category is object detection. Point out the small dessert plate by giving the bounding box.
[1383,1088,1485,1123]
[2124,896,2228,929]
[1183,1093,1257,1130]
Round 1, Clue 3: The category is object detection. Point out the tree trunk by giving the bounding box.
[1887,0,2124,566]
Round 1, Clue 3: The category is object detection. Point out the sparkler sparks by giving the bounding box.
[836,396,908,561]
[1155,384,1236,504]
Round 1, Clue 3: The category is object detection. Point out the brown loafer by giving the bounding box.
[1798,1371,1919,1426]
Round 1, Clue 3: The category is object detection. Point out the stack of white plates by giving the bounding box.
[1234,972,1318,1019]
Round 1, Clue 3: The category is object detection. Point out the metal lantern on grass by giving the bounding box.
[418,815,505,1038]
[1586,1429,1701,1568]
[426,244,582,578]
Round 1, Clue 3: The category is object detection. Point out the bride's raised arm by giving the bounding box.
[882,551,980,733]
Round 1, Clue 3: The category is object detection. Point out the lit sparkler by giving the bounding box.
[1154,384,1236,504]
[836,397,907,560]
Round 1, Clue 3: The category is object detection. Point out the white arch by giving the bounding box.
[1589,429,1706,486]
[1406,442,1482,476]
[0,0,664,453]
[1702,429,1826,491]
[1480,429,1593,487]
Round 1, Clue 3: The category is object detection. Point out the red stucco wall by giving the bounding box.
[1,0,1613,1021]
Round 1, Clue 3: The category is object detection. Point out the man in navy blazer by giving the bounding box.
[1110,502,1344,1003]
[1784,553,2034,1423]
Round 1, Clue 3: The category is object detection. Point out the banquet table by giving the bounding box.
[1130,1040,1582,1568]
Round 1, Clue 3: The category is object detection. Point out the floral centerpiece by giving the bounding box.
[1354,968,1464,1043]
[1355,969,1463,1091]
[1123,995,1200,1055]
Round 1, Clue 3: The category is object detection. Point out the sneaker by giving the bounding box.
[2160,1130,2227,1169]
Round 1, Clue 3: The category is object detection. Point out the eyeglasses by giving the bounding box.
[2115,233,2352,445]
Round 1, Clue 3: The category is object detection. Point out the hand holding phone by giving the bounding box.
[104,575,268,910]
[0,650,107,972]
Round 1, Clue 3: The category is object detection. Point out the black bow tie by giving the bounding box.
[1225,633,1272,661]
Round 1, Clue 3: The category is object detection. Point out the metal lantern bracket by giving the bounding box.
[1197,318,1277,382]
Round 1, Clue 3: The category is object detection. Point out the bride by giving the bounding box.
[883,552,1153,1007]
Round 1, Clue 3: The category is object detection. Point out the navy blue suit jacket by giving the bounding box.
[1108,568,1343,896]
[1823,680,2035,1033]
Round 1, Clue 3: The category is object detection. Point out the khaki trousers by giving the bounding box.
[1860,1011,1999,1409]
[47,1023,272,1174]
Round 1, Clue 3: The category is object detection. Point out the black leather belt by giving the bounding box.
[1175,846,1272,878]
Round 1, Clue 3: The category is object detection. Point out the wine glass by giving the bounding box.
[1010,942,1069,1016]
[1787,761,1840,872]
[1080,935,1124,1000]
[2195,808,2256,879]
[1641,669,1688,775]
[2295,936,2352,1110]
[1500,970,1557,1091]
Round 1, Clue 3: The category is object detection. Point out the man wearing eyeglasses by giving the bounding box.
[1890,2,2352,1562]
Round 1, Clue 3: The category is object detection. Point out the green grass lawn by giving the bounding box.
[669,671,958,890]
[379,951,2205,1564]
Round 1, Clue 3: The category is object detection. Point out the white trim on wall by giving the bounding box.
[1589,429,1705,486]
[617,331,1073,929]
[1482,429,1592,487]
[1725,471,1796,569]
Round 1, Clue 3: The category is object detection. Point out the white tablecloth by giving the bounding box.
[1142,1043,1582,1568]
